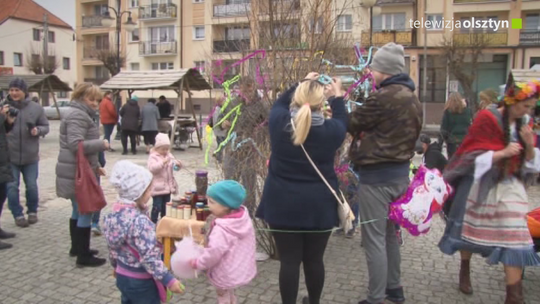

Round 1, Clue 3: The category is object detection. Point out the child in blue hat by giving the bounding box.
[190,180,257,304]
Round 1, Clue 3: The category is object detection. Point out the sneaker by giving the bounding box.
[396,229,404,246]
[345,228,357,239]
[0,240,13,250]
[28,213,38,225]
[0,228,15,239]
[91,225,102,236]
[386,287,406,304]
[15,217,29,228]
[334,228,344,235]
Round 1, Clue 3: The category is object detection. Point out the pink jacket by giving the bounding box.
[194,206,257,290]
[147,150,178,196]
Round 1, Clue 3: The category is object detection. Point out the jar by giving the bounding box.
[184,192,192,203]
[166,203,172,217]
[195,171,208,197]
[170,205,177,218]
[183,205,192,219]
[203,207,211,221]
[198,196,207,205]
[177,206,184,219]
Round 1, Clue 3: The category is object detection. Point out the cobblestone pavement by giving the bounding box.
[1,121,539,304]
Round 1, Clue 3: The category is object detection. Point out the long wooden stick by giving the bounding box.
[170,79,184,151]
[46,79,61,119]
[184,80,202,150]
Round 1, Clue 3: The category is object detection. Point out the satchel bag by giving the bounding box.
[290,119,355,232]
[75,141,107,214]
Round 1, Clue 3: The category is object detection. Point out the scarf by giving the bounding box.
[290,106,325,126]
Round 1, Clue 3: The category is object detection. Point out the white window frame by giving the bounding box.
[525,13,540,31]
[336,15,352,32]
[225,26,250,40]
[426,14,443,30]
[373,13,406,32]
[129,28,140,42]
[13,53,22,67]
[63,57,70,70]
[129,0,139,8]
[149,26,175,42]
[193,26,205,40]
[151,62,174,70]
[130,63,140,70]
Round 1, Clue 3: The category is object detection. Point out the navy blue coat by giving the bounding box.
[256,84,348,230]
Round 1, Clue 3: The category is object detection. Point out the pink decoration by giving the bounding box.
[170,237,204,280]
[388,165,452,236]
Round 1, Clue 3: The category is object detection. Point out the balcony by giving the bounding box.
[213,39,251,53]
[84,78,109,85]
[259,0,300,15]
[139,41,177,56]
[453,31,508,46]
[361,30,413,47]
[213,3,251,18]
[520,30,540,45]
[139,4,177,20]
[83,47,108,60]
[258,37,306,50]
[82,15,105,28]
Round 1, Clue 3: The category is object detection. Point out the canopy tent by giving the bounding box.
[508,69,540,83]
[0,74,72,116]
[100,68,212,150]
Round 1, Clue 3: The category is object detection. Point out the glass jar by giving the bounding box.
[183,205,192,219]
[195,171,208,197]
[165,203,172,217]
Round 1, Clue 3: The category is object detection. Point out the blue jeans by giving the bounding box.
[103,123,116,143]
[71,198,93,228]
[116,274,160,304]
[151,194,171,224]
[7,162,39,219]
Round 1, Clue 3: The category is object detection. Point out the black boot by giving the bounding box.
[69,219,98,257]
[76,227,106,267]
[0,228,15,239]
[0,240,13,250]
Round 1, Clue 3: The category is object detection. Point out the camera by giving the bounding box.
[0,100,19,117]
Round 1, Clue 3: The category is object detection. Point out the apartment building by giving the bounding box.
[0,0,76,100]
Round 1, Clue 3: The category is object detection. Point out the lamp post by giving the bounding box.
[101,0,136,141]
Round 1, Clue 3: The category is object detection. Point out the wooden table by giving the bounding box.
[156,216,206,269]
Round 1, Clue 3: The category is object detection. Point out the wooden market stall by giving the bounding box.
[0,74,72,117]
[99,68,212,150]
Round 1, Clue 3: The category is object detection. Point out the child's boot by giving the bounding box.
[505,281,524,304]
[459,259,473,295]
[76,226,106,267]
[69,219,99,257]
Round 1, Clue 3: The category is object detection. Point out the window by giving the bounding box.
[151,62,174,70]
[130,0,139,8]
[130,63,140,70]
[0,51,4,65]
[225,27,250,40]
[129,28,140,42]
[95,66,109,79]
[57,91,68,98]
[530,57,540,69]
[272,24,299,38]
[310,17,323,34]
[48,31,55,43]
[94,4,109,15]
[336,15,352,32]
[193,26,205,40]
[63,57,70,70]
[33,28,40,41]
[31,54,40,64]
[95,35,109,49]
[193,0,204,2]
[426,14,443,30]
[373,13,406,32]
[149,26,175,42]
[526,14,540,31]
[13,53,22,66]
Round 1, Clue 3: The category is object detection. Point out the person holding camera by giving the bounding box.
[5,78,49,228]
[0,103,17,250]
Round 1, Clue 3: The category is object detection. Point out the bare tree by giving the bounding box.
[95,46,126,77]
[206,0,360,258]
[441,31,491,113]
[25,44,59,75]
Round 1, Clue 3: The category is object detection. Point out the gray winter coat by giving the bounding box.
[141,102,160,131]
[56,101,106,199]
[6,96,50,165]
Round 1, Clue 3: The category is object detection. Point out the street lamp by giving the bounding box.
[362,0,380,47]
[101,0,137,141]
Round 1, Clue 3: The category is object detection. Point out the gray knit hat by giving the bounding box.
[9,77,28,95]
[370,42,405,76]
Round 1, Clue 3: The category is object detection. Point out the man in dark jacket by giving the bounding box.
[157,95,172,119]
[6,78,50,228]
[348,43,422,304]
[417,134,447,173]
[119,96,141,155]
[0,103,16,249]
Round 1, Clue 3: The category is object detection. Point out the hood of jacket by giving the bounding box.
[128,99,139,106]
[7,95,31,109]
[214,206,252,239]
[379,73,416,92]
[70,100,98,118]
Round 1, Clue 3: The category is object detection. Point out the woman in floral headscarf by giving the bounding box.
[439,78,540,304]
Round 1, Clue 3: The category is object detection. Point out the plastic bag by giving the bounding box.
[388,165,452,236]
[170,236,204,280]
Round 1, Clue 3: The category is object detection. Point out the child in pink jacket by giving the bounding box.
[190,180,257,304]
[147,133,181,223]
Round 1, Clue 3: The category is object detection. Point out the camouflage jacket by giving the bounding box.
[347,73,422,167]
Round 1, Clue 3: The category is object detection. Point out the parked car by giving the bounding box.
[44,99,71,120]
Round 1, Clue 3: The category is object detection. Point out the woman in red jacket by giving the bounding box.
[99,91,118,152]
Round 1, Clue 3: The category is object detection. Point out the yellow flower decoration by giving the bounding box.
[504,80,540,106]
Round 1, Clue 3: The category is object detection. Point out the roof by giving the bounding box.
[508,69,540,82]
[376,0,415,5]
[99,69,212,92]
[0,74,72,92]
[0,0,72,29]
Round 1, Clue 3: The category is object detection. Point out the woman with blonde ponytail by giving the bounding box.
[257,72,348,304]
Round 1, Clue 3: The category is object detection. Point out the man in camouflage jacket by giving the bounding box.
[348,42,422,304]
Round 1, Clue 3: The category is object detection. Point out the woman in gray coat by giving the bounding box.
[141,98,160,153]
[55,83,109,268]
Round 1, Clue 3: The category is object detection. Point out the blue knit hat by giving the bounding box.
[207,180,246,209]
[9,77,28,95]
[131,95,139,102]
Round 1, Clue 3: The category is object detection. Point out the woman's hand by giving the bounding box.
[304,72,319,81]
[97,167,106,176]
[103,140,110,150]
[31,128,39,136]
[503,142,523,158]
[520,125,536,148]
[324,77,344,98]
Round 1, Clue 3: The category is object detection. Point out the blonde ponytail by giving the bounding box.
[292,105,312,145]
[291,80,325,146]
